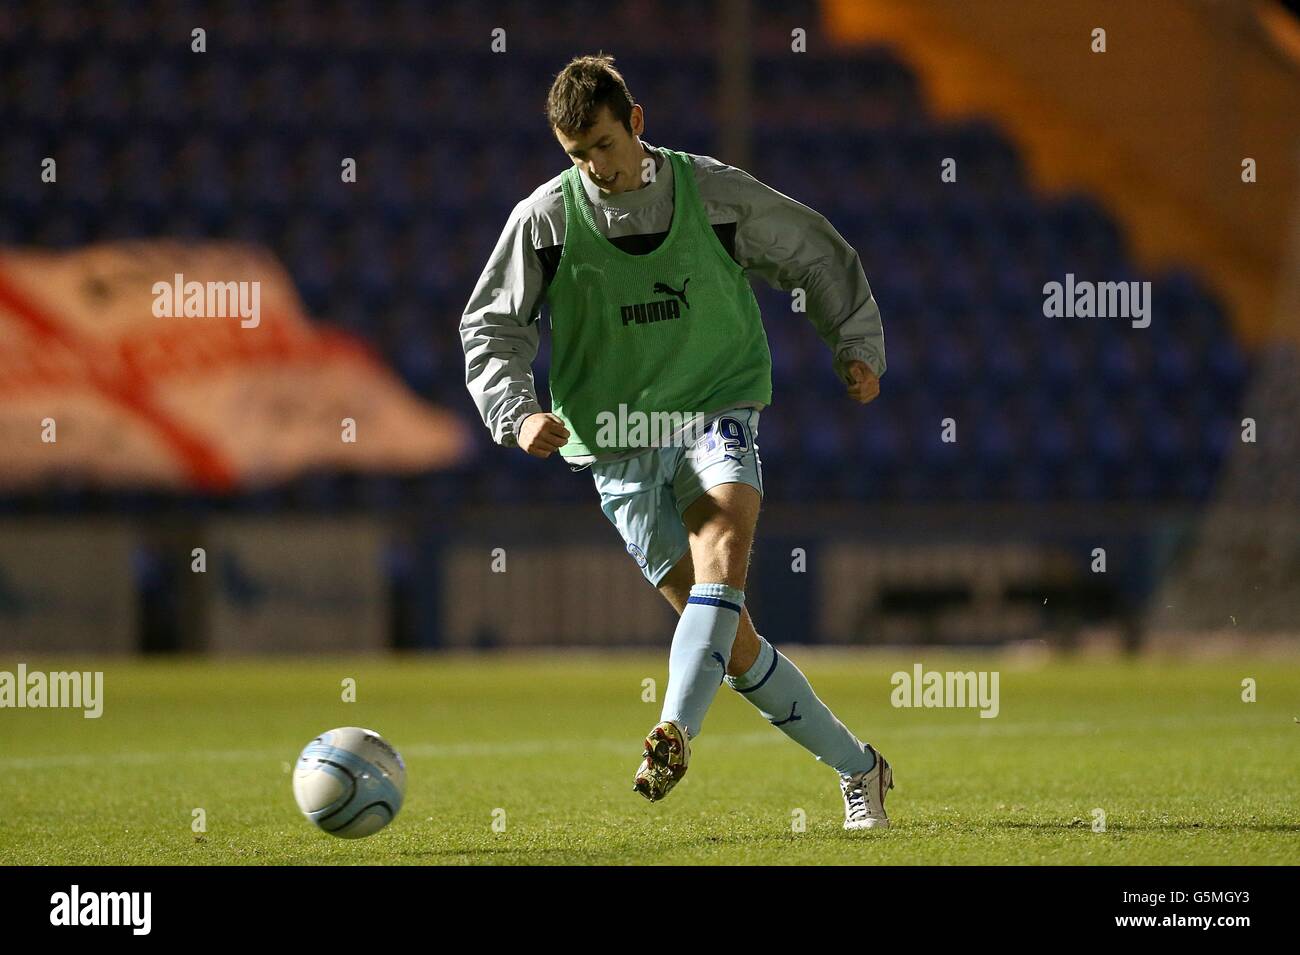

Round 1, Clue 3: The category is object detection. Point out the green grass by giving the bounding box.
[1,652,1297,865]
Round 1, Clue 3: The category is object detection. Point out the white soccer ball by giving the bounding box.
[293,727,406,838]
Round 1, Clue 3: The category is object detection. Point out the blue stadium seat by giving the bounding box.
[0,3,1252,511]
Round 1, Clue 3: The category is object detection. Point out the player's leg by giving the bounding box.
[589,450,699,801]
[657,537,894,827]
[635,409,772,761]
[660,539,883,780]
[650,480,759,746]
[632,412,772,760]
[725,621,894,828]
[606,409,892,816]
[674,411,894,827]
[622,416,764,800]
[626,542,760,803]
[626,479,757,802]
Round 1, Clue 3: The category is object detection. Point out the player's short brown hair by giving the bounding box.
[545,53,635,136]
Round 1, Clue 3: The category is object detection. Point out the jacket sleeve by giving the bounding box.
[460,201,548,447]
[720,163,886,382]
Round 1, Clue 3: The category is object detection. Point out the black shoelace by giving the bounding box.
[845,782,867,815]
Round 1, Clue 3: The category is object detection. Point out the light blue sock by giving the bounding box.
[660,583,745,739]
[726,635,876,776]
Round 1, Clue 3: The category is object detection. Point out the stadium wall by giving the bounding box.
[0,503,1193,655]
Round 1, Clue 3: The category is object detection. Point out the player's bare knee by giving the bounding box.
[689,542,746,589]
[695,526,752,585]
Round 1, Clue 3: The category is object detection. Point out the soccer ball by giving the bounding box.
[292,727,406,838]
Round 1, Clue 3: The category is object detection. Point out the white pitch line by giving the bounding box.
[0,712,1278,772]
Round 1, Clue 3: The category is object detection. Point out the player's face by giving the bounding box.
[555,104,647,195]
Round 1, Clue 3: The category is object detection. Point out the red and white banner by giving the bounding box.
[0,241,469,491]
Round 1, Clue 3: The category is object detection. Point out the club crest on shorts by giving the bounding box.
[626,542,649,568]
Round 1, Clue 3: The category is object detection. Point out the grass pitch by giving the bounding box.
[1,652,1296,865]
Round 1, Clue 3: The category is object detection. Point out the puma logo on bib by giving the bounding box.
[652,278,690,309]
[620,277,692,326]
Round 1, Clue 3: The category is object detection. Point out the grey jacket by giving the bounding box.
[460,140,886,462]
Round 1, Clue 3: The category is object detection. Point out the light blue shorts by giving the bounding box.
[590,408,763,586]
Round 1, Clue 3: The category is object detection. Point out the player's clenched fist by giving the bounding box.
[843,359,880,405]
[517,412,570,458]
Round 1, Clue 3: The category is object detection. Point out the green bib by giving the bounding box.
[545,148,772,459]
